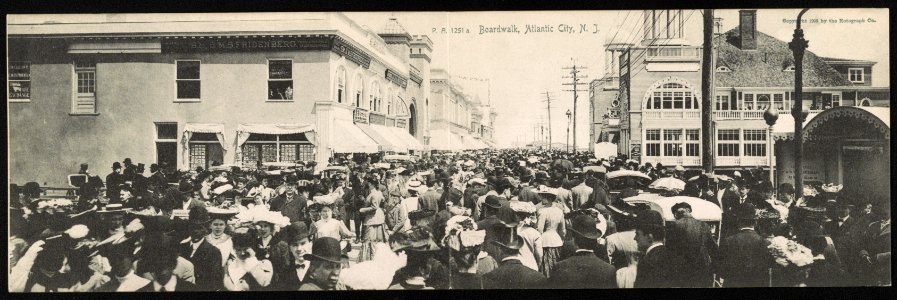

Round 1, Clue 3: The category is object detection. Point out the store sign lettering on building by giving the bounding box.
[8,61,31,100]
[161,36,332,53]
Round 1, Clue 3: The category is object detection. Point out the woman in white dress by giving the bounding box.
[206,209,239,267]
[511,201,543,272]
[313,205,356,241]
[536,186,565,278]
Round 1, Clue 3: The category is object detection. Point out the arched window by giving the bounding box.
[370,81,380,111]
[387,88,393,114]
[354,74,364,107]
[336,66,347,103]
[860,98,871,107]
[644,79,700,110]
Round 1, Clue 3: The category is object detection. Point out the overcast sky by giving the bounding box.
[346,9,889,149]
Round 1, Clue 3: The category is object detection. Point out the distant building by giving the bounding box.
[592,10,889,199]
[428,69,493,151]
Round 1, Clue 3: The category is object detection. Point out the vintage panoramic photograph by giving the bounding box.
[6,7,890,291]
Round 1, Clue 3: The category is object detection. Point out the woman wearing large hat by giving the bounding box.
[535,185,565,278]
[510,201,542,272]
[311,194,356,242]
[206,207,240,267]
[441,216,490,289]
[234,205,291,261]
[388,227,442,290]
[222,226,274,291]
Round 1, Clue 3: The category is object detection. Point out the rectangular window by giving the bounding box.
[715,95,730,110]
[189,133,223,170]
[8,61,31,102]
[73,61,97,114]
[743,129,767,156]
[268,60,293,100]
[155,123,178,173]
[717,129,740,156]
[832,93,841,107]
[743,94,754,110]
[773,93,784,110]
[663,129,683,157]
[685,129,700,156]
[176,60,201,99]
[645,129,661,157]
[241,133,314,167]
[848,68,864,83]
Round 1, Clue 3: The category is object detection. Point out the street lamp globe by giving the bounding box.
[763,105,779,126]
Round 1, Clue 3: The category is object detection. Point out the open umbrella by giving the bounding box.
[648,177,686,192]
[606,170,652,181]
[688,173,733,182]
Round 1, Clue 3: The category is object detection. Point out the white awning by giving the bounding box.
[358,123,405,153]
[771,113,818,141]
[332,120,379,153]
[181,123,228,170]
[429,129,461,151]
[235,123,316,147]
[386,126,425,151]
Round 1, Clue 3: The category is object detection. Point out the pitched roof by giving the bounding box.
[378,18,409,36]
[713,28,853,87]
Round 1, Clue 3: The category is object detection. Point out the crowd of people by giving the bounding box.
[8,150,891,291]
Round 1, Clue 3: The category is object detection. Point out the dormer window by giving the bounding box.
[716,66,731,72]
[784,66,795,72]
[848,68,864,83]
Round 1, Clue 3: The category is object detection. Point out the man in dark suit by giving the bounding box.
[634,210,680,288]
[179,206,223,291]
[138,250,197,292]
[147,164,169,193]
[106,162,124,204]
[715,203,772,287]
[482,221,547,289]
[666,202,718,287]
[719,180,742,238]
[550,215,616,288]
[477,196,503,259]
[418,176,442,212]
[824,204,857,238]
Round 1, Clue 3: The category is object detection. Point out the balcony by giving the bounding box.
[643,110,700,120]
[642,156,773,167]
[642,156,702,167]
[716,156,772,167]
[713,110,825,121]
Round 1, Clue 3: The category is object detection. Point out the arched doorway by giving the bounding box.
[802,107,890,204]
[408,103,417,137]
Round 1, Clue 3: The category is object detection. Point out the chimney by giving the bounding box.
[739,10,757,50]
[714,17,723,36]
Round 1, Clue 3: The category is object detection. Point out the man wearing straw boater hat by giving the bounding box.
[178,206,224,291]
[549,214,616,288]
[481,221,547,289]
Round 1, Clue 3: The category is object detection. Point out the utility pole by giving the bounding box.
[790,8,810,199]
[701,9,714,174]
[563,60,588,152]
[541,91,556,150]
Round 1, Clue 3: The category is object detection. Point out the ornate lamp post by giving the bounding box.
[789,8,810,199]
[763,105,779,189]
[566,109,572,153]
